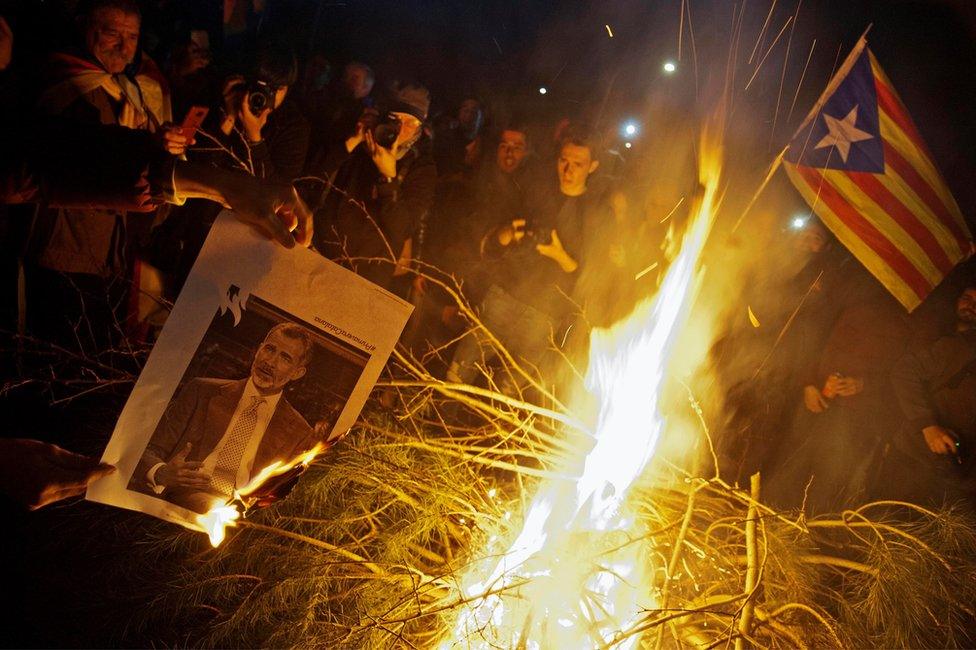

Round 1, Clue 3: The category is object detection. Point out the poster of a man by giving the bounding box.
[88,212,412,533]
[129,321,322,513]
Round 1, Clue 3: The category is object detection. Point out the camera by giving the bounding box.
[246,78,276,115]
[522,223,552,246]
[371,113,402,149]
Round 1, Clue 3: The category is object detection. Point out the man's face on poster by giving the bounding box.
[251,330,308,395]
[86,7,140,74]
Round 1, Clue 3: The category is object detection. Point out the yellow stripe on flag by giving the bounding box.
[880,164,966,260]
[823,169,944,285]
[783,161,924,310]
[877,111,968,232]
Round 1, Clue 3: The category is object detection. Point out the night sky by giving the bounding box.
[262,0,976,218]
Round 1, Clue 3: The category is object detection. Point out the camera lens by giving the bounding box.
[249,92,268,113]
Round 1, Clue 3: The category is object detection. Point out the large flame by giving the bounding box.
[445,120,724,647]
[196,442,325,547]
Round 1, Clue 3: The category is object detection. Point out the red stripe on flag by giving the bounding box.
[848,170,954,274]
[873,76,935,163]
[882,141,970,252]
[795,165,931,301]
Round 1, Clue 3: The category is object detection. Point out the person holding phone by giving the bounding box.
[24,0,185,354]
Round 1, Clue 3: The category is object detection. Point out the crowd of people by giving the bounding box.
[0,0,973,518]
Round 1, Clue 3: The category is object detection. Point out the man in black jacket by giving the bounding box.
[310,81,437,291]
[446,127,605,387]
[886,286,976,506]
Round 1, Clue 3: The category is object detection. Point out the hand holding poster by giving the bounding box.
[87,212,412,541]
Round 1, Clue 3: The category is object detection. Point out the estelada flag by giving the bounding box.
[783,36,972,311]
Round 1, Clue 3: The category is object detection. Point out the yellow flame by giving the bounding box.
[446,115,724,647]
[195,442,325,547]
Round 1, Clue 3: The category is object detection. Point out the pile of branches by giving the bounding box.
[8,265,976,648]
[45,310,976,648]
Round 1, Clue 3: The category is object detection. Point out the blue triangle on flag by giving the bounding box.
[785,48,885,173]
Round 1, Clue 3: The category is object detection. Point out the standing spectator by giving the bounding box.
[153,41,309,299]
[305,61,375,166]
[311,81,436,291]
[427,126,530,287]
[446,127,605,388]
[886,285,976,508]
[433,97,484,178]
[25,0,178,351]
[407,126,531,371]
[766,268,911,514]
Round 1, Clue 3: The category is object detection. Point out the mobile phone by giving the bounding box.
[180,106,209,142]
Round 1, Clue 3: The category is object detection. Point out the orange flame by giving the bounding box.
[195,442,325,547]
[446,115,725,647]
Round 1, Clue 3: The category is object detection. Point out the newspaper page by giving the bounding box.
[87,212,412,532]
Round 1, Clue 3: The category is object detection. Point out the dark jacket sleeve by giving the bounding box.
[890,339,948,432]
[376,153,437,258]
[1,119,167,211]
[133,379,204,487]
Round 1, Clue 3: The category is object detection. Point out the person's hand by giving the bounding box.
[345,107,377,153]
[221,175,313,248]
[834,376,864,397]
[821,374,843,399]
[803,385,828,413]
[156,123,193,156]
[0,17,13,72]
[239,93,271,143]
[536,229,578,272]
[155,443,210,489]
[0,438,115,510]
[497,218,526,246]
[220,76,245,135]
[922,425,959,456]
[345,119,367,153]
[171,162,313,248]
[364,129,397,179]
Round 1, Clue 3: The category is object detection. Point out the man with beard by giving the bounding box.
[129,322,317,513]
[886,285,976,507]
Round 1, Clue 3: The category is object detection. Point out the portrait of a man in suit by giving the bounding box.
[129,322,319,513]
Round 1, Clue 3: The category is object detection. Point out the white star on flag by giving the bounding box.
[814,105,873,163]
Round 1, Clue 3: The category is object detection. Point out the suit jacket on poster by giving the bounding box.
[130,377,317,495]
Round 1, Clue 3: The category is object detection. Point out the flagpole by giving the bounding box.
[731,145,788,233]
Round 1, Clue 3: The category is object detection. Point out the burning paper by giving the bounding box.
[87,212,412,545]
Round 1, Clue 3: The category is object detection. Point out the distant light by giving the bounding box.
[624,141,633,149]
[605,24,614,38]
[790,215,808,230]
[663,60,677,74]
[538,86,548,95]
[624,123,637,136]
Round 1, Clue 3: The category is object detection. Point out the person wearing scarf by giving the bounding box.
[25,0,174,352]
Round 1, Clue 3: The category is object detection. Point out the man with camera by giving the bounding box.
[215,42,309,183]
[310,81,437,291]
[446,127,605,387]
[153,42,310,298]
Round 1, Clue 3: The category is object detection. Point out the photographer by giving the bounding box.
[214,41,309,182]
[153,41,310,298]
[310,81,436,290]
[446,127,604,387]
